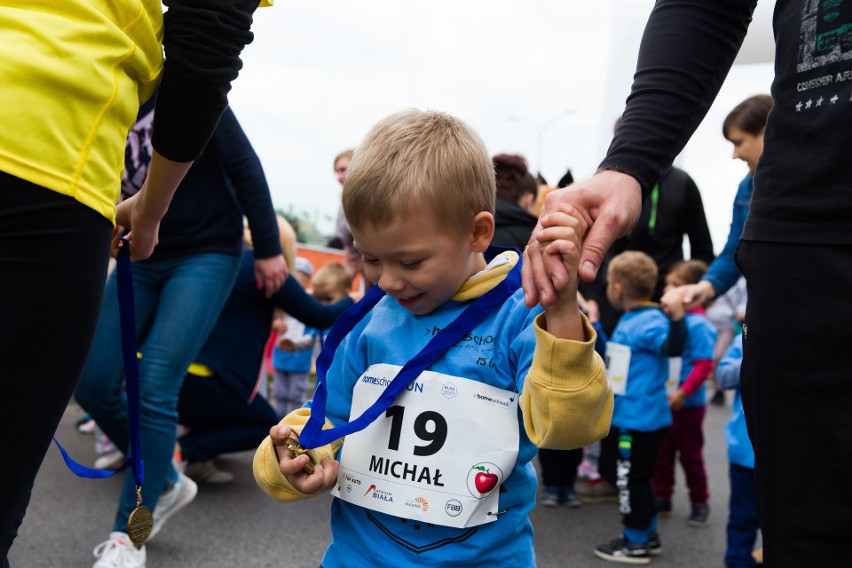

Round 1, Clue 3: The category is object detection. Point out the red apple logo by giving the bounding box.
[473,466,499,494]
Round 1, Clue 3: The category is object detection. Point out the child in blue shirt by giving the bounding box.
[253,109,613,568]
[273,261,352,417]
[594,250,687,565]
[717,334,760,567]
[652,260,718,527]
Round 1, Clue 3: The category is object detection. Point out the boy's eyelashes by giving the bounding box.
[361,256,423,270]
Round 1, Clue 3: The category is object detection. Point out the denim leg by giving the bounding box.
[113,253,240,530]
[74,263,162,453]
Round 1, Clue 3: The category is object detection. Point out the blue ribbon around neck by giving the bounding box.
[54,238,144,487]
[298,248,522,450]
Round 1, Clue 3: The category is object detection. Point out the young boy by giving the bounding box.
[273,262,352,417]
[593,251,686,565]
[253,109,613,567]
[652,260,717,527]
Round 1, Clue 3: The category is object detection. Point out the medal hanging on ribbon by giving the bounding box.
[298,248,522,451]
[53,238,151,544]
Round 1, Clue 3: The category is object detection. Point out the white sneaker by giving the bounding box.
[92,532,146,568]
[149,472,198,539]
[94,450,126,471]
[184,460,234,485]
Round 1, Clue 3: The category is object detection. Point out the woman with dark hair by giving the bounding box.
[680,94,772,309]
[491,153,540,251]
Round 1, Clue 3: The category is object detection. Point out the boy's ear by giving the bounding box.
[470,212,494,253]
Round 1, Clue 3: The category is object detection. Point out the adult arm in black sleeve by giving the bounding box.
[154,0,259,162]
[524,0,756,305]
[599,0,757,195]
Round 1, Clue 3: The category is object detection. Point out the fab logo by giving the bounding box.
[466,462,504,498]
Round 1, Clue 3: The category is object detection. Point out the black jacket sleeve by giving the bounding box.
[271,277,355,330]
[598,0,757,196]
[215,107,282,259]
[153,0,259,162]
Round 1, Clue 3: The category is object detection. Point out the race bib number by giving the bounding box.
[666,357,682,395]
[332,364,519,528]
[605,342,631,396]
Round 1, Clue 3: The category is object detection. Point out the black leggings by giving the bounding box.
[0,172,112,565]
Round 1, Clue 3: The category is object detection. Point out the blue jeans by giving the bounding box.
[725,463,759,567]
[75,252,240,531]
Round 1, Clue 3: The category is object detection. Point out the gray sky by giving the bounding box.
[229,1,775,252]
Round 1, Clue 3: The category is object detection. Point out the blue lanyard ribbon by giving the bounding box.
[54,239,144,487]
[299,249,521,449]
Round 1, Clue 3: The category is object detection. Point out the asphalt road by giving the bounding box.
[10,398,742,567]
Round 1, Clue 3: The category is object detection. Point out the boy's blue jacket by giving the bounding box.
[610,305,687,431]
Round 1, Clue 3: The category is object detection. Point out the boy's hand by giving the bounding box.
[668,389,688,411]
[532,204,588,308]
[269,425,338,494]
[661,287,686,321]
[277,337,296,352]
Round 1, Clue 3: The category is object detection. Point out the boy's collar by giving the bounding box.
[451,250,519,302]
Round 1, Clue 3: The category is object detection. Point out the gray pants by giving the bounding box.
[272,369,309,418]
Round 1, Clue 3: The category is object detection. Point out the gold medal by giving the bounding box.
[285,437,318,475]
[127,486,153,545]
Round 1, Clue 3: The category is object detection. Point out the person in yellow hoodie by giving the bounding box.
[0,2,270,566]
[254,109,613,568]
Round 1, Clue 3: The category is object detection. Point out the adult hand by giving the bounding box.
[114,192,161,260]
[680,280,717,311]
[255,254,289,298]
[522,170,642,308]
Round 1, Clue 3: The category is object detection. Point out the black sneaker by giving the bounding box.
[647,532,663,556]
[653,495,672,516]
[687,502,711,527]
[594,537,651,565]
[710,389,725,406]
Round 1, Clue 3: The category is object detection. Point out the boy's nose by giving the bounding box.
[378,269,405,293]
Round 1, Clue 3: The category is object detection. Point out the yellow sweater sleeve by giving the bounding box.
[520,313,613,449]
[253,407,343,503]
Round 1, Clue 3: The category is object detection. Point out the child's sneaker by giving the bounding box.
[562,488,582,508]
[92,531,146,568]
[184,460,234,485]
[76,416,96,434]
[647,532,663,556]
[594,536,651,565]
[687,502,711,527]
[149,472,197,539]
[577,457,600,481]
[540,487,560,507]
[575,478,618,503]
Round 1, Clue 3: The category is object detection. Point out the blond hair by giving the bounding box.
[242,215,296,270]
[313,262,352,293]
[333,148,354,168]
[608,251,658,300]
[343,109,495,234]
